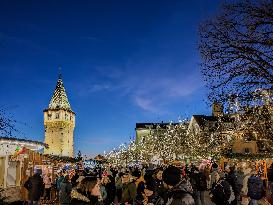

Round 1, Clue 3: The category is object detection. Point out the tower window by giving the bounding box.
[65,114,68,120]
[56,113,60,119]
[48,113,52,120]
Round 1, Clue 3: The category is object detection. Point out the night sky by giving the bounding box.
[0,0,220,156]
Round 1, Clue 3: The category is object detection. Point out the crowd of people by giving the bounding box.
[23,161,273,205]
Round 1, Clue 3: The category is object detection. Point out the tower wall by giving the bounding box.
[44,109,75,157]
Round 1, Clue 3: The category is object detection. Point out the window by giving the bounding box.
[55,113,60,119]
[245,148,251,153]
[48,113,52,120]
[65,114,68,120]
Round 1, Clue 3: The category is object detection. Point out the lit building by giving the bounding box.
[43,74,75,157]
[135,122,179,144]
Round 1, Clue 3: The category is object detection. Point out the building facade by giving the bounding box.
[43,75,75,157]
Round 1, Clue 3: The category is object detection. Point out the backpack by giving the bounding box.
[247,175,264,200]
[196,172,207,191]
[211,180,231,203]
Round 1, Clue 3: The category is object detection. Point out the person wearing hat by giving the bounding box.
[120,172,137,205]
[135,173,164,205]
[24,169,45,205]
[162,166,195,205]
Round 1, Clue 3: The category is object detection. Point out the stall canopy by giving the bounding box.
[0,137,48,156]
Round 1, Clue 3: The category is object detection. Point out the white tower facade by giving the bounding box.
[44,75,75,157]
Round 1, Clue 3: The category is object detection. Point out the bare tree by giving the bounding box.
[0,106,17,137]
[198,0,273,105]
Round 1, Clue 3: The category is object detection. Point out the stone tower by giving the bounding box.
[44,75,75,157]
[212,102,223,117]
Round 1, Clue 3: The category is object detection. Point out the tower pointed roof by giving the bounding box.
[48,74,73,112]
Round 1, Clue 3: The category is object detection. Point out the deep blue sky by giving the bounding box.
[0,0,220,157]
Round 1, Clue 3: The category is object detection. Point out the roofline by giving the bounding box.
[135,122,180,129]
[0,137,48,148]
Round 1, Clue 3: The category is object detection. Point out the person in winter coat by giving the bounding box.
[241,167,253,205]
[59,175,73,205]
[71,176,101,205]
[236,166,244,202]
[115,172,124,202]
[226,165,240,205]
[189,166,199,205]
[154,168,166,200]
[210,171,231,205]
[24,169,45,205]
[120,172,137,205]
[135,179,164,205]
[56,170,65,191]
[203,164,211,189]
[194,168,207,205]
[247,173,266,205]
[132,169,144,188]
[267,163,273,204]
[162,166,195,205]
[102,173,116,205]
[210,163,219,190]
[43,173,52,200]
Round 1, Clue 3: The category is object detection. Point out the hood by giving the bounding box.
[172,179,193,194]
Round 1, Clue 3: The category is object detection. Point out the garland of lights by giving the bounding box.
[105,92,273,165]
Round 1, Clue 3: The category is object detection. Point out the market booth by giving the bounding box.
[0,137,47,202]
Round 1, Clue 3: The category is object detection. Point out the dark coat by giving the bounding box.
[24,174,44,201]
[166,181,195,205]
[134,194,164,205]
[268,164,273,182]
[120,182,137,204]
[59,178,72,204]
[210,179,231,205]
[104,179,116,204]
[154,179,164,195]
[226,171,239,195]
